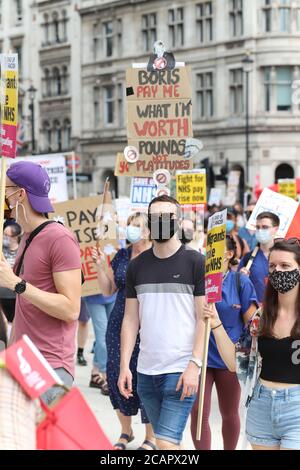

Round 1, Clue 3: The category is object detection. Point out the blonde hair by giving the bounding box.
[127,212,150,241]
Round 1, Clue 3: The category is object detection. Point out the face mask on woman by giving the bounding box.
[226,220,235,233]
[126,225,142,244]
[269,268,300,294]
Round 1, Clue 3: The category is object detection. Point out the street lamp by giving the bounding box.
[28,85,37,154]
[242,52,254,186]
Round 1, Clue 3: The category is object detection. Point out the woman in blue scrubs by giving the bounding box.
[191,236,258,450]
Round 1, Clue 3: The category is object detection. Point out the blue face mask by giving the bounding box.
[255,229,272,245]
[226,221,235,233]
[126,225,142,244]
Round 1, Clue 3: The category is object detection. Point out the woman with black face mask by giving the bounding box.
[203,238,300,450]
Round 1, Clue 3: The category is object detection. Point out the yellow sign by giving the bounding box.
[176,170,207,205]
[278,179,297,200]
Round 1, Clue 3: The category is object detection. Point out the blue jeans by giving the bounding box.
[85,301,115,373]
[137,372,196,445]
[246,381,300,450]
[41,368,73,405]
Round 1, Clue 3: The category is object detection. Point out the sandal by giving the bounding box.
[100,380,110,396]
[89,373,104,389]
[136,440,157,451]
[113,432,135,450]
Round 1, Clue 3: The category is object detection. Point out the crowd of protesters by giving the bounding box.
[1,160,300,451]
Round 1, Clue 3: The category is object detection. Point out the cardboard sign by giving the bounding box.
[1,54,18,158]
[3,335,63,399]
[52,196,119,297]
[126,67,193,174]
[114,152,192,177]
[130,177,156,209]
[278,179,297,200]
[176,170,207,205]
[205,210,227,304]
[8,154,68,204]
[246,188,298,238]
[126,67,192,101]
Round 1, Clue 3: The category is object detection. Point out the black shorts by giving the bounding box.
[1,298,16,323]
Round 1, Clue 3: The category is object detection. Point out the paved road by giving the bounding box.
[74,337,248,450]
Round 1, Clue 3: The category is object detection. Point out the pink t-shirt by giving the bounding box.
[13,223,81,377]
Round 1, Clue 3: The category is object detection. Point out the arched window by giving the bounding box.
[53,120,62,151]
[43,13,49,45]
[43,121,51,151]
[62,65,68,94]
[61,10,68,42]
[52,67,61,96]
[43,68,51,97]
[275,163,295,183]
[52,11,60,43]
[63,118,71,150]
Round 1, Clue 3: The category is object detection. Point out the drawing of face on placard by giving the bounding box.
[147,40,176,72]
[184,138,204,160]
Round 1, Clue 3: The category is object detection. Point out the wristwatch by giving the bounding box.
[189,357,202,369]
[14,280,27,295]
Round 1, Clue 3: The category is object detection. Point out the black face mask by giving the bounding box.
[181,229,194,245]
[269,269,300,294]
[148,213,179,243]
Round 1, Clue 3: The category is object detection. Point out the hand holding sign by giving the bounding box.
[91,247,106,267]
[202,302,221,329]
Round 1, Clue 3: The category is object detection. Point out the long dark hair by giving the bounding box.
[226,235,238,268]
[261,240,300,339]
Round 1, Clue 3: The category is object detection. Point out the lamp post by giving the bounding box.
[28,85,37,154]
[242,53,254,186]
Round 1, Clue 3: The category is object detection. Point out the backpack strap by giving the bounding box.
[15,220,85,285]
[15,221,56,276]
[235,271,242,300]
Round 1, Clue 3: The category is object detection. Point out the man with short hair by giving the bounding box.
[118,195,205,450]
[239,211,280,304]
[0,161,81,404]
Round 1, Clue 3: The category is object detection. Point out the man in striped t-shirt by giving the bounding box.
[118,196,205,450]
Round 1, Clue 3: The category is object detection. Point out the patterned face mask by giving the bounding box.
[269,269,300,294]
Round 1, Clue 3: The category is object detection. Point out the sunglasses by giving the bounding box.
[274,237,300,246]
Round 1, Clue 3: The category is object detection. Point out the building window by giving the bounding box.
[278,0,291,32]
[262,0,273,32]
[196,72,213,118]
[103,86,114,125]
[264,66,292,112]
[118,83,124,127]
[93,23,101,60]
[52,12,60,43]
[117,19,122,56]
[15,0,23,24]
[94,87,100,128]
[229,68,243,114]
[54,120,62,151]
[43,68,51,97]
[42,121,52,152]
[63,119,71,150]
[142,13,157,52]
[12,43,22,76]
[168,7,184,47]
[196,2,213,43]
[229,0,243,37]
[62,10,68,42]
[53,68,62,96]
[103,21,113,57]
[43,13,50,45]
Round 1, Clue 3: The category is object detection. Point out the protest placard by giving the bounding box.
[208,188,222,206]
[7,154,68,203]
[205,209,227,304]
[246,188,298,238]
[176,170,207,205]
[0,54,18,159]
[125,67,193,175]
[223,170,240,206]
[130,177,156,211]
[278,179,297,200]
[52,196,118,297]
[114,152,192,177]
